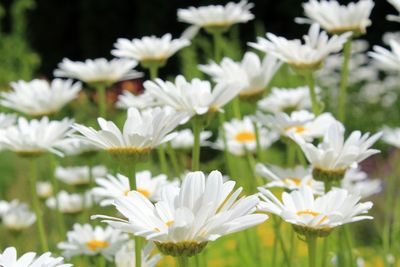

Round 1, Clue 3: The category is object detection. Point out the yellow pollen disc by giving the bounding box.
[124,190,131,196]
[235,131,256,143]
[137,188,151,198]
[166,220,174,227]
[86,240,109,251]
[285,126,306,133]
[296,210,320,217]
[284,177,301,186]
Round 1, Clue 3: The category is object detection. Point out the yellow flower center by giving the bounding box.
[296,210,327,225]
[284,177,301,186]
[86,240,109,251]
[235,131,256,143]
[137,188,151,198]
[285,126,306,133]
[166,220,174,227]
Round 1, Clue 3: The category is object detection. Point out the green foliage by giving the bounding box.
[0,0,40,89]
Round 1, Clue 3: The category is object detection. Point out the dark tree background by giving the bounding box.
[3,0,399,76]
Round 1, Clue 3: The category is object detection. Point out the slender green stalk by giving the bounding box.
[48,155,66,237]
[192,116,202,171]
[157,146,169,175]
[383,174,396,266]
[306,234,317,267]
[304,72,320,115]
[271,217,289,266]
[321,236,329,267]
[166,142,181,177]
[96,255,106,267]
[287,141,296,167]
[149,65,159,80]
[212,32,223,62]
[232,97,241,119]
[218,113,233,176]
[343,225,355,267]
[194,254,201,267]
[253,121,263,162]
[95,84,107,118]
[129,162,142,267]
[288,229,297,267]
[177,256,189,267]
[29,159,49,252]
[338,38,353,123]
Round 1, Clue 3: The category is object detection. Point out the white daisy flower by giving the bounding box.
[92,171,175,206]
[178,1,254,33]
[72,107,187,157]
[2,200,36,231]
[214,116,278,156]
[293,121,381,181]
[55,165,107,186]
[249,23,351,71]
[170,129,212,150]
[0,112,16,129]
[387,0,400,23]
[0,117,73,157]
[115,241,161,267]
[382,126,400,148]
[115,90,161,110]
[0,247,71,267]
[94,170,268,257]
[256,110,340,142]
[199,52,282,97]
[1,79,81,117]
[0,200,9,218]
[55,137,100,157]
[46,191,92,214]
[112,34,190,67]
[255,163,324,194]
[257,87,312,113]
[144,75,242,116]
[258,186,373,236]
[340,167,382,199]
[36,181,54,199]
[54,58,142,85]
[298,0,374,35]
[58,223,128,260]
[369,39,400,72]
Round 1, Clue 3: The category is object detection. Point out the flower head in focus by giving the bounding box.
[54,58,142,85]
[0,247,71,267]
[258,186,373,237]
[1,79,81,117]
[58,223,128,260]
[94,170,267,257]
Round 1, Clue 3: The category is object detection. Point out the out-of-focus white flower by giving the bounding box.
[54,58,142,85]
[257,87,311,113]
[112,34,190,67]
[0,247,71,267]
[144,75,242,116]
[178,1,254,34]
[46,191,92,214]
[369,40,400,72]
[0,200,9,218]
[170,129,212,150]
[94,170,267,257]
[249,23,351,71]
[56,165,107,186]
[214,116,278,156]
[298,0,374,35]
[340,167,382,199]
[383,32,400,46]
[115,90,161,110]
[256,163,324,194]
[1,79,81,117]
[258,186,373,236]
[72,107,187,157]
[2,200,36,231]
[55,138,100,157]
[92,171,176,206]
[387,0,400,22]
[293,121,381,177]
[0,113,16,129]
[382,126,400,148]
[0,117,73,157]
[37,181,53,199]
[256,110,340,142]
[199,53,281,97]
[115,241,161,267]
[58,223,128,260]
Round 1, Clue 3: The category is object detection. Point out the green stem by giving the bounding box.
[245,149,257,192]
[149,65,159,80]
[96,255,106,267]
[95,84,107,118]
[130,162,142,267]
[177,256,189,267]
[304,72,320,115]
[218,113,232,175]
[253,121,263,162]
[212,32,223,62]
[29,159,49,252]
[287,141,296,167]
[306,234,317,267]
[192,116,202,171]
[272,217,289,266]
[157,146,169,175]
[232,97,241,119]
[343,225,355,267]
[166,142,181,177]
[321,236,329,267]
[338,38,352,123]
[288,229,297,267]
